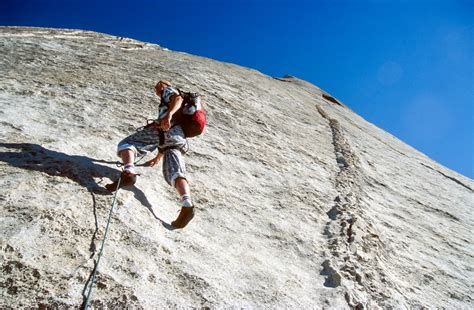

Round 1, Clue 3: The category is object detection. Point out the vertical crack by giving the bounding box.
[89,192,99,258]
[317,105,386,307]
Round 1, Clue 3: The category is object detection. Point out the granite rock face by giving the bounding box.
[0,27,472,308]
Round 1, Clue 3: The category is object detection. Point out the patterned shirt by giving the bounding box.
[158,86,180,121]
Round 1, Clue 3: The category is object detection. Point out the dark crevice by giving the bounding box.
[317,105,362,293]
[89,192,99,258]
[410,197,461,222]
[272,77,293,83]
[317,105,388,306]
[420,163,473,192]
[320,260,342,288]
[326,205,340,221]
[322,93,342,106]
[347,217,355,243]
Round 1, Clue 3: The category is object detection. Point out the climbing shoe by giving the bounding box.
[105,171,137,191]
[171,207,195,229]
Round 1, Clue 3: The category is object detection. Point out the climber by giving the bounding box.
[106,80,195,229]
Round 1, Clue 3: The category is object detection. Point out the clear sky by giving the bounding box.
[1,0,473,178]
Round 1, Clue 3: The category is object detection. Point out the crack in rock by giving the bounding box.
[420,163,473,192]
[317,105,388,307]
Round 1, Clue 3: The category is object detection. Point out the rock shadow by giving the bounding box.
[320,260,342,288]
[0,142,173,225]
[0,143,122,305]
[1,143,175,305]
[126,185,173,230]
[0,142,119,194]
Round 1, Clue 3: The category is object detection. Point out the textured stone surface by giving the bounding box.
[0,27,472,308]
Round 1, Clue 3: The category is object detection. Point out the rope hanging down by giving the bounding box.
[83,175,122,309]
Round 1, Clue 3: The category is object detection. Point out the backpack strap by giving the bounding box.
[176,89,187,105]
[177,89,200,106]
[159,129,165,146]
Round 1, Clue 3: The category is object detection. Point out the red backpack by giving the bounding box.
[174,90,206,138]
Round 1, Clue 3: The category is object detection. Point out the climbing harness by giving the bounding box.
[83,175,122,309]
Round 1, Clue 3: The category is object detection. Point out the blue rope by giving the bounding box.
[83,176,122,309]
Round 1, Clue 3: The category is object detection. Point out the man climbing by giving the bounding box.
[106,80,195,229]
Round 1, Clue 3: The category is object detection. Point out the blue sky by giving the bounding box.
[1,0,473,178]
